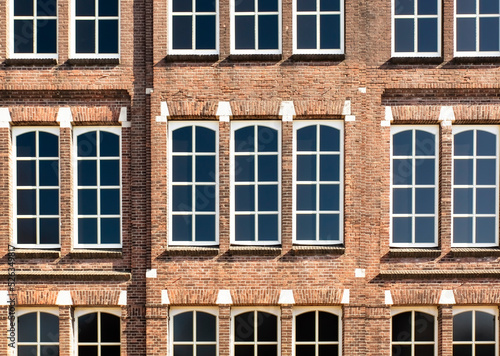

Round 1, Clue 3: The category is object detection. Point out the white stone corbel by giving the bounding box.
[56,291,73,306]
[279,101,295,122]
[118,291,127,306]
[56,107,73,128]
[0,291,9,306]
[384,290,394,305]
[161,290,170,305]
[216,101,232,122]
[0,108,12,128]
[439,290,456,305]
[146,269,157,278]
[156,101,169,122]
[343,100,355,121]
[438,106,455,127]
[341,289,350,304]
[119,107,131,128]
[216,290,233,305]
[278,290,295,305]
[381,106,393,127]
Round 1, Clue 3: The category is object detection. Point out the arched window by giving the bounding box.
[171,309,217,356]
[18,310,59,356]
[391,310,436,355]
[294,309,341,355]
[453,309,497,356]
[76,311,120,356]
[233,310,279,355]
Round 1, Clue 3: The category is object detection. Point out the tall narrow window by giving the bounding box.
[453,126,498,246]
[232,0,281,53]
[233,310,279,356]
[391,127,438,246]
[232,122,280,245]
[11,0,57,57]
[391,309,436,356]
[294,309,341,356]
[170,123,218,245]
[75,128,121,248]
[76,310,120,356]
[15,128,59,248]
[18,310,59,356]
[169,0,218,54]
[455,0,500,56]
[294,122,343,244]
[453,309,497,356]
[73,0,119,57]
[393,0,440,56]
[171,309,217,356]
[294,0,344,54]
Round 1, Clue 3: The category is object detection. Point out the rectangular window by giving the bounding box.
[452,126,498,246]
[17,309,59,356]
[72,0,120,58]
[453,307,498,356]
[75,127,121,248]
[391,126,438,247]
[231,122,281,245]
[293,0,344,54]
[11,0,57,58]
[231,0,281,54]
[169,122,218,245]
[169,0,218,54]
[293,122,343,244]
[75,309,121,356]
[391,308,437,356]
[14,128,60,248]
[455,0,500,56]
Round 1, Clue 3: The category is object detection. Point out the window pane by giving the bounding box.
[393,188,412,214]
[319,214,339,241]
[454,159,473,185]
[415,217,435,243]
[173,16,193,50]
[418,18,438,52]
[235,126,255,152]
[393,218,412,243]
[100,346,120,356]
[235,156,255,182]
[319,345,338,356]
[258,312,277,341]
[37,20,57,54]
[475,344,496,355]
[258,126,278,152]
[78,346,98,356]
[174,312,194,342]
[14,20,34,53]
[258,185,278,211]
[418,0,437,14]
[296,346,315,356]
[196,156,216,182]
[453,217,473,243]
[259,0,278,11]
[235,215,255,241]
[18,346,37,356]
[476,217,496,243]
[235,16,255,49]
[39,189,59,215]
[297,0,316,11]
[297,15,317,50]
[101,218,121,242]
[392,312,411,341]
[297,126,316,151]
[101,313,120,342]
[319,312,338,341]
[415,188,434,214]
[173,156,193,182]
[76,20,96,53]
[78,161,97,186]
[297,155,316,181]
[76,0,95,16]
[173,0,192,11]
[98,20,119,54]
[258,156,278,182]
[17,132,36,157]
[414,312,434,341]
[40,346,59,356]
[393,159,412,185]
[393,131,412,156]
[100,132,119,157]
[19,313,37,342]
[78,189,97,214]
[297,184,316,211]
[481,0,500,13]
[475,311,495,341]
[173,127,192,152]
[235,345,254,356]
[414,345,434,354]
[79,313,98,342]
[415,158,435,185]
[17,161,36,186]
[258,15,279,50]
[395,0,414,15]
[195,185,216,212]
[101,189,120,215]
[99,0,119,16]
[172,215,192,241]
[39,132,58,157]
[454,131,474,156]
[454,312,473,339]
[457,0,476,13]
[197,0,215,12]
[480,17,500,51]
[197,345,216,356]
[17,219,36,244]
[320,184,339,211]
[235,185,255,211]
[296,312,315,341]
[457,18,477,52]
[453,345,472,356]
[15,0,33,15]
[40,218,59,244]
[320,0,340,12]
[258,214,278,241]
[195,215,216,241]
[476,159,496,185]
[477,131,496,156]
[196,15,217,49]
[320,155,339,181]
[320,126,340,152]
[415,130,435,156]
[173,186,192,212]
[320,15,340,49]
[196,127,215,152]
[78,132,97,157]
[235,312,254,342]
[296,214,316,240]
[476,188,495,214]
[17,190,36,215]
[78,218,98,244]
[40,160,58,186]
[197,312,216,341]
[257,345,277,356]
[395,19,415,52]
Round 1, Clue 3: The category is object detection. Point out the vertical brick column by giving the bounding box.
[121,125,132,261]
[57,0,69,62]
[377,120,392,255]
[281,0,293,57]
[440,124,453,253]
[1,306,12,356]
[58,306,72,356]
[281,121,293,251]
[442,0,454,61]
[439,306,453,356]
[0,125,11,255]
[218,306,231,356]
[219,121,231,252]
[59,127,73,255]
[342,306,366,356]
[280,306,293,356]
[365,307,391,356]
[145,305,168,356]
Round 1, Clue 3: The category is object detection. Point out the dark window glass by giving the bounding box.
[18,190,36,215]
[78,313,98,342]
[19,346,38,356]
[414,312,434,341]
[41,346,59,356]
[235,312,255,342]
[259,0,278,11]
[197,0,216,12]
[99,0,118,16]
[393,188,412,214]
[318,312,338,341]
[418,18,438,52]
[173,16,193,49]
[457,18,476,51]
[235,16,255,49]
[78,218,98,244]
[14,20,34,53]
[320,14,340,49]
[39,132,58,157]
[395,19,414,52]
[258,126,278,152]
[101,189,120,215]
[98,20,119,53]
[19,313,37,342]
[39,189,59,215]
[319,184,339,210]
[395,0,414,15]
[480,0,499,14]
[37,19,57,53]
[415,158,434,184]
[393,131,412,156]
[258,185,278,211]
[40,218,59,244]
[195,216,216,241]
[196,15,216,49]
[15,0,34,15]
[297,185,316,211]
[100,160,120,186]
[454,131,474,156]
[320,0,340,11]
[173,127,193,152]
[101,313,120,342]
[319,214,339,240]
[195,185,216,211]
[78,189,97,215]
[196,156,216,182]
[173,0,192,11]
[454,159,473,185]
[258,214,278,241]
[79,346,98,356]
[173,186,193,212]
[320,126,340,151]
[235,126,255,152]
[235,155,255,182]
[457,0,476,14]
[235,215,255,241]
[258,156,278,181]
[38,0,57,16]
[39,160,58,186]
[258,15,279,49]
[297,16,317,49]
[101,218,120,243]
[195,127,215,152]
[173,156,193,182]
[477,131,496,156]
[76,0,95,16]
[78,161,97,186]
[40,313,59,342]
[476,217,496,243]
[298,0,316,11]
[393,218,412,243]
[453,217,473,243]
[235,0,254,12]
[418,0,437,14]
[296,214,316,240]
[76,20,96,53]
[100,346,120,356]
[235,185,255,210]
[78,132,97,157]
[415,188,434,214]
[297,126,316,151]
[320,155,339,181]
[393,159,412,185]
[172,215,192,241]
[197,312,216,341]
[18,219,36,244]
[297,155,316,181]
[296,312,315,341]
[100,132,119,157]
[480,18,499,51]
[17,132,36,157]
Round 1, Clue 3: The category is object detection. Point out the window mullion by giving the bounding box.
[316,125,320,240]
[192,126,196,242]
[316,0,321,50]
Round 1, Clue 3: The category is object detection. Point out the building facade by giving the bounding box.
[1,0,500,355]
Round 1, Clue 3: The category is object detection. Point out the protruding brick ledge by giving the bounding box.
[4,58,58,66]
[165,246,219,256]
[379,269,500,279]
[292,245,345,255]
[13,250,61,259]
[65,58,120,65]
[0,271,131,281]
[388,248,442,258]
[227,246,282,256]
[69,250,123,259]
[450,248,500,257]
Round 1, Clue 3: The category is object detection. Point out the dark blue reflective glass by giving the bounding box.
[258,15,279,49]
[235,126,255,152]
[393,188,412,214]
[416,130,435,156]
[258,185,278,211]
[99,0,119,16]
[418,18,438,52]
[76,20,95,53]
[235,155,255,182]
[78,189,97,214]
[173,16,193,49]
[480,0,499,13]
[393,131,412,156]
[418,0,437,14]
[476,188,496,214]
[320,15,340,49]
[98,20,119,54]
[173,127,193,152]
[477,131,496,156]
[17,219,36,244]
[78,132,97,157]
[197,0,216,12]
[17,132,36,157]
[76,0,95,16]
[259,0,278,11]
[101,189,120,215]
[454,188,473,214]
[235,0,254,11]
[173,156,193,182]
[415,217,435,243]
[17,190,36,215]
[454,131,474,156]
[297,126,316,151]
[320,155,339,181]
[297,184,316,211]
[480,18,499,51]
[39,132,58,157]
[195,215,216,241]
[173,186,192,212]
[393,217,412,243]
[457,18,477,51]
[196,127,215,152]
[78,218,98,244]
[100,160,119,186]
[395,19,415,52]
[173,0,192,11]
[40,218,59,244]
[15,0,33,16]
[172,215,192,241]
[235,16,255,49]
[195,185,216,211]
[17,161,36,186]
[197,345,216,356]
[298,0,316,11]
[415,158,435,185]
[101,218,120,244]
[196,156,216,182]
[39,160,58,186]
[320,126,340,152]
[320,184,339,211]
[457,0,476,13]
[453,217,473,243]
[393,159,412,185]
[78,160,97,186]
[395,0,414,15]
[476,159,496,185]
[454,159,473,185]
[297,155,316,181]
[235,215,255,241]
[297,15,316,50]
[476,217,496,243]
[296,214,316,240]
[258,126,278,152]
[37,18,57,53]
[39,189,58,215]
[319,214,339,241]
[258,155,278,182]
[100,132,119,157]
[320,0,340,11]
[235,185,255,211]
[415,188,434,214]
[14,20,33,53]
[258,214,278,241]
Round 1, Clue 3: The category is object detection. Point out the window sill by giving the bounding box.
[379,269,500,279]
[228,54,282,62]
[450,56,500,64]
[70,249,122,259]
[66,58,120,66]
[450,248,500,257]
[388,248,441,258]
[389,56,443,65]
[5,58,58,66]
[0,270,131,281]
[164,54,219,62]
[228,246,282,255]
[12,249,61,259]
[165,246,219,256]
[292,245,345,255]
[290,54,345,62]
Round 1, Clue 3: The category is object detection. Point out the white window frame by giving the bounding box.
[452,125,499,247]
[168,0,219,55]
[230,0,282,54]
[16,308,59,356]
[74,308,121,356]
[230,121,281,245]
[168,121,219,246]
[391,0,441,57]
[170,307,219,356]
[391,307,438,356]
[231,307,281,356]
[454,0,500,57]
[70,0,120,59]
[292,121,344,245]
[13,127,60,249]
[292,307,342,356]
[390,126,439,248]
[292,0,344,54]
[73,126,122,249]
[452,307,499,356]
[9,0,58,59]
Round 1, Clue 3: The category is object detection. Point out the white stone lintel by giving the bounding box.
[439,106,455,126]
[56,291,73,306]
[384,290,394,305]
[216,290,233,305]
[341,289,350,304]
[118,291,127,306]
[278,290,295,305]
[439,290,456,305]
[342,100,351,115]
[216,101,232,122]
[156,101,169,122]
[0,291,10,306]
[161,290,170,305]
[119,107,131,128]
[56,107,73,128]
[279,101,296,122]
